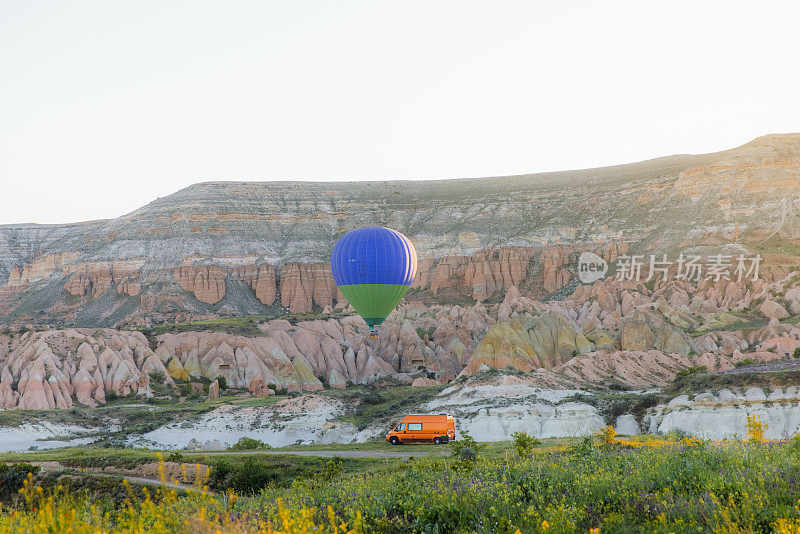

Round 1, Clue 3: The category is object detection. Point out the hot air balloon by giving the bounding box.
[330,227,417,337]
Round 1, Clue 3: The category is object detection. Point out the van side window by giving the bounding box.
[407,423,422,431]
[395,423,405,431]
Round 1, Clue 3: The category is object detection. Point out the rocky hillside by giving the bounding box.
[1,134,798,327]
[0,133,799,420]
[3,264,800,410]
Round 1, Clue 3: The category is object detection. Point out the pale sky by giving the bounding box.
[1,1,799,225]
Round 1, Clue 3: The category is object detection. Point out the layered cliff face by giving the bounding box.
[0,134,798,410]
[0,134,798,327]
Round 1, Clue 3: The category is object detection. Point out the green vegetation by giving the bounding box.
[0,463,39,502]
[560,392,663,426]
[228,437,271,451]
[675,365,707,378]
[415,326,435,339]
[0,447,160,470]
[511,431,540,457]
[148,369,167,385]
[5,437,800,532]
[667,368,800,395]
[688,312,770,337]
[208,454,386,494]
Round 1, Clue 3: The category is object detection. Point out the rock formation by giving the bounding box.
[1,134,798,327]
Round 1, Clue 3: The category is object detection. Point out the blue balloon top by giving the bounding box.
[331,227,417,286]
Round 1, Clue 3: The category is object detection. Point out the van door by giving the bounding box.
[407,422,422,442]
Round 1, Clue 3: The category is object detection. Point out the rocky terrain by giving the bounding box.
[0,134,798,447]
[0,134,798,327]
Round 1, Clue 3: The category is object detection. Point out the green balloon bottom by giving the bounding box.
[337,283,411,330]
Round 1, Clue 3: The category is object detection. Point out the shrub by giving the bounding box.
[0,463,40,501]
[746,414,768,443]
[450,430,486,461]
[458,447,477,463]
[315,458,342,481]
[735,359,758,368]
[166,452,184,463]
[511,431,540,457]
[268,383,288,395]
[793,347,800,359]
[415,327,434,339]
[599,425,617,445]
[210,457,273,493]
[104,390,118,402]
[675,366,707,378]
[228,437,270,451]
[362,390,384,405]
[148,370,166,385]
[215,376,227,390]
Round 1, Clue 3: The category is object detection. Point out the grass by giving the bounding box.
[4,435,800,532]
[666,368,800,395]
[0,447,161,469]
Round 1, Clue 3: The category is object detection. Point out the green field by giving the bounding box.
[2,429,800,533]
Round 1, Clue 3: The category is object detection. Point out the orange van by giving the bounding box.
[385,414,456,445]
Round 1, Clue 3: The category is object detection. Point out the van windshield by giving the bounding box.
[394,423,405,431]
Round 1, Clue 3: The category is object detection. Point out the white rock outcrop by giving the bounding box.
[646,387,800,440]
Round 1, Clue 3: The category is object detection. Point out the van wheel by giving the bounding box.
[442,437,449,444]
[433,437,441,445]
[390,436,399,445]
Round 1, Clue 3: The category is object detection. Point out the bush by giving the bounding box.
[0,463,40,501]
[450,431,485,462]
[362,390,384,405]
[210,457,274,493]
[793,347,800,359]
[166,452,184,463]
[314,458,342,481]
[746,414,768,443]
[228,437,270,451]
[148,370,166,385]
[511,431,540,457]
[599,425,617,445]
[215,376,227,390]
[105,391,118,402]
[458,447,477,463]
[209,456,335,493]
[735,359,757,368]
